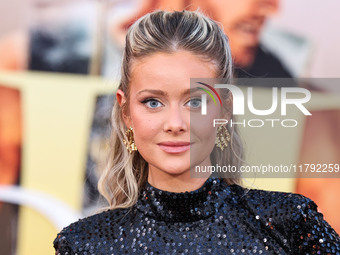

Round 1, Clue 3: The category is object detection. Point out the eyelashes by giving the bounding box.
[186,98,201,108]
[141,98,164,109]
[140,97,202,110]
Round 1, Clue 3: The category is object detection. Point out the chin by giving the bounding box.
[160,165,190,176]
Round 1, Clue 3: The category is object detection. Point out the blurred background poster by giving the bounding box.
[0,0,339,254]
[0,86,21,255]
[28,0,101,74]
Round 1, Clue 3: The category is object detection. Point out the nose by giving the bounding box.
[163,105,188,134]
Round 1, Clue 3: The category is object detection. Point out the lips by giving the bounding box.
[158,141,191,154]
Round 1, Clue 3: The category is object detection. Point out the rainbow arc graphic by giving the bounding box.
[196,82,222,106]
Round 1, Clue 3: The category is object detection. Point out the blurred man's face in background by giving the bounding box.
[194,0,279,68]
[112,0,279,68]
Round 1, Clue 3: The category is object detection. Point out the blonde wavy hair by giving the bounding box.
[98,10,244,210]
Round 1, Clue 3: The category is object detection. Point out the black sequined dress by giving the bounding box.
[54,178,340,254]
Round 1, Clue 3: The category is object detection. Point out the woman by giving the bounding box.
[54,10,340,254]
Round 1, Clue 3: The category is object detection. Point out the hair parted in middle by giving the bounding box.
[98,10,244,210]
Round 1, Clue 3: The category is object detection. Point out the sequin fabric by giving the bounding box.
[54,178,340,254]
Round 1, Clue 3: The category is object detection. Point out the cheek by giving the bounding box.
[191,105,220,141]
[130,110,162,144]
[190,112,218,165]
[192,120,217,143]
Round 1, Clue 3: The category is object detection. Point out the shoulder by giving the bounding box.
[237,185,312,208]
[229,183,308,202]
[53,207,132,254]
[228,185,340,252]
[230,184,317,220]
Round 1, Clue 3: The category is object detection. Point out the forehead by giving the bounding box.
[129,51,217,92]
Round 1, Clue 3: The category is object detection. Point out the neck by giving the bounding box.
[147,169,210,193]
[136,177,228,222]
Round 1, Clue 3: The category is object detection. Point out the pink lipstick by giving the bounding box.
[158,141,191,154]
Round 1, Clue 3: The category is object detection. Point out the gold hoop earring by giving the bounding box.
[123,127,137,153]
[215,125,230,151]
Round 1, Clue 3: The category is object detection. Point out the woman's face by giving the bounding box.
[117,51,222,180]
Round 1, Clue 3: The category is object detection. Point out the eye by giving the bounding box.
[186,98,201,108]
[142,98,163,109]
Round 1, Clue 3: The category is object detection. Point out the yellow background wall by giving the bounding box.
[0,71,116,255]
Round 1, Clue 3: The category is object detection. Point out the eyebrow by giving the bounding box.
[136,87,201,96]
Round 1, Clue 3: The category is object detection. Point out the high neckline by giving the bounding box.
[145,177,214,195]
[135,178,230,222]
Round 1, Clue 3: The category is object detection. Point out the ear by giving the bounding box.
[116,89,132,128]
